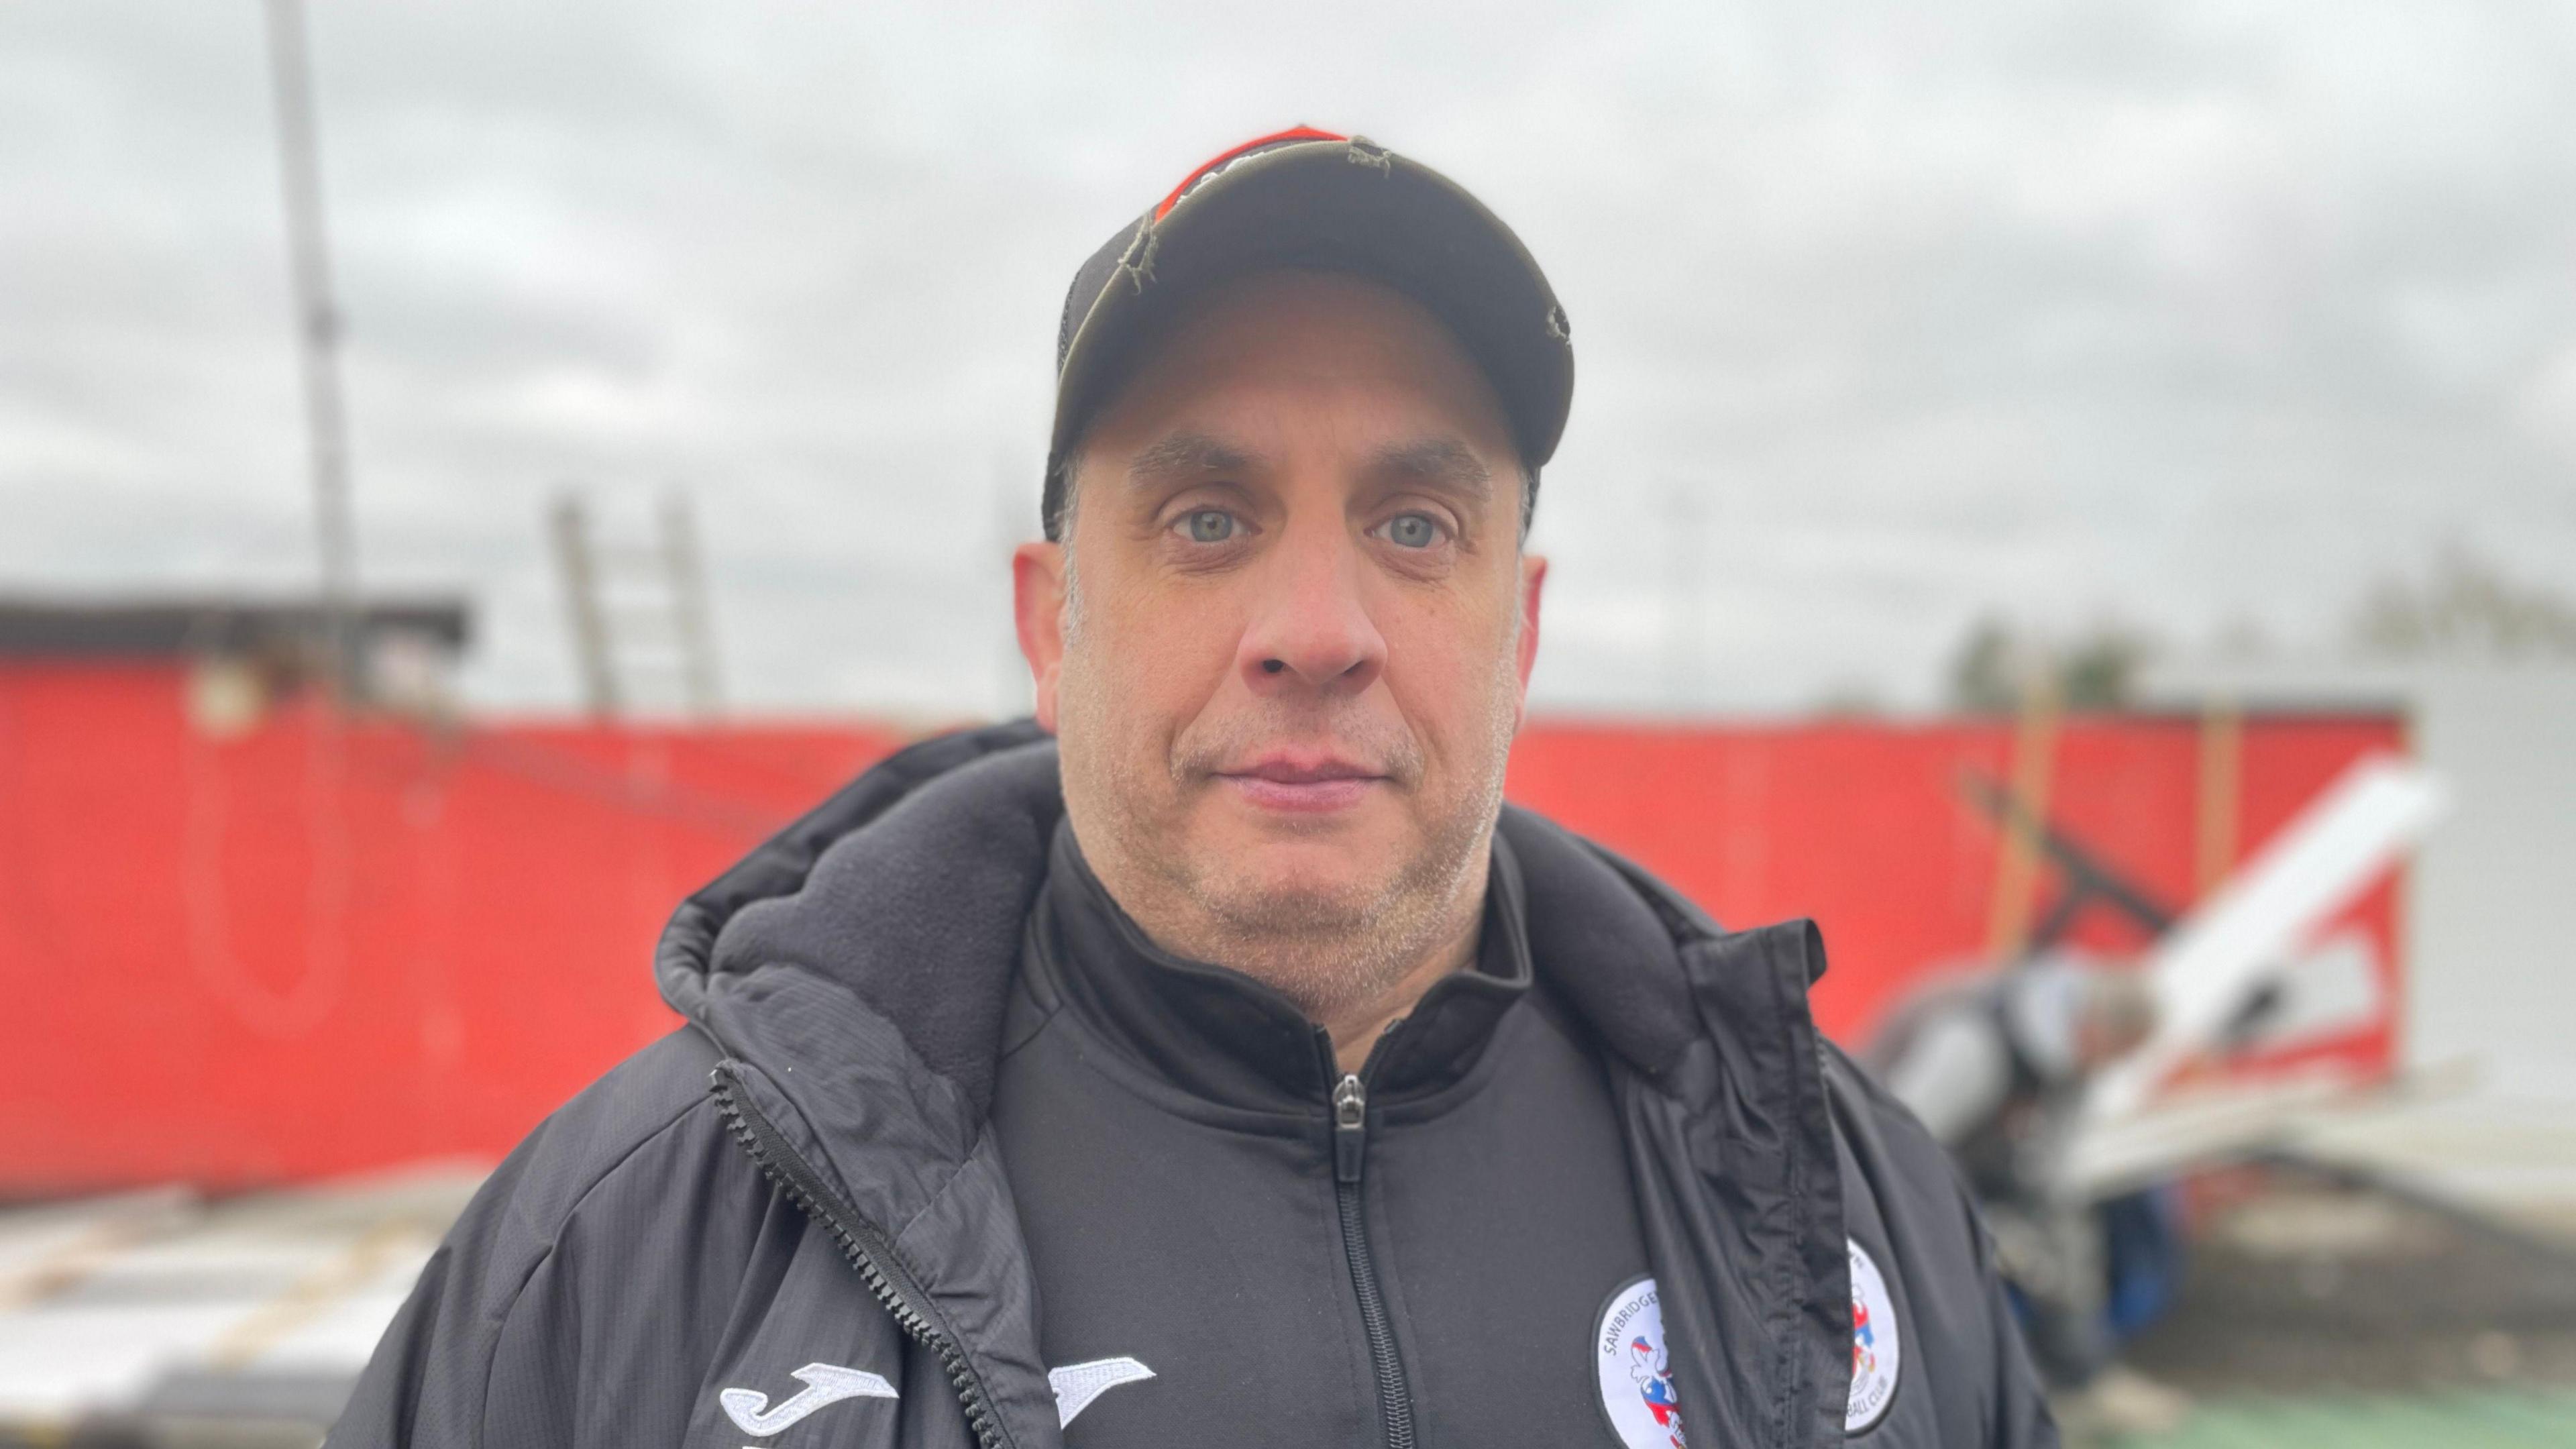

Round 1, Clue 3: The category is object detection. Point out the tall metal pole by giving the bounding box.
[661,491,723,718]
[551,494,619,718]
[262,0,360,703]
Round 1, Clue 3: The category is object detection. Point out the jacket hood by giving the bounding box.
[659,719,1060,1118]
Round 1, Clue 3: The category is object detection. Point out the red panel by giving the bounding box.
[1506,714,2408,1061]
[0,664,2407,1191]
[0,661,911,1191]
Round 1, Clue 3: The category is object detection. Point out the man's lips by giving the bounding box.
[1228,755,1381,784]
[1213,754,1388,812]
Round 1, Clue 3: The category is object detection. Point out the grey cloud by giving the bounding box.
[2,0,2570,718]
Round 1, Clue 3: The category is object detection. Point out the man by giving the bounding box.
[1871,954,2159,1214]
[335,129,2053,1449]
[1870,955,2183,1433]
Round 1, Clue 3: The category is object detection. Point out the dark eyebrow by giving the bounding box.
[1362,437,1493,504]
[1126,430,1263,492]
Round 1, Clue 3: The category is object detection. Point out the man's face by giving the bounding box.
[1014,270,1546,1012]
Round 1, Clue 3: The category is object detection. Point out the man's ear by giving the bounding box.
[1512,553,1547,733]
[1013,541,1069,733]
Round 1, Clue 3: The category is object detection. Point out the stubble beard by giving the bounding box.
[1055,564,1523,1024]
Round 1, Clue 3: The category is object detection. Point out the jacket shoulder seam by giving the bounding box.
[470,1089,726,1443]
[482,1088,726,1326]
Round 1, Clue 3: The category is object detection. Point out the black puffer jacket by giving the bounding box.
[331,721,2054,1448]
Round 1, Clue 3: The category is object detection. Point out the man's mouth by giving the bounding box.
[1214,753,1388,813]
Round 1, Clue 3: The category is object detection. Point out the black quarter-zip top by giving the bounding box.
[988,820,1654,1448]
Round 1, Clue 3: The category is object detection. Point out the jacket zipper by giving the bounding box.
[708,1065,1011,1449]
[1331,1057,1417,1449]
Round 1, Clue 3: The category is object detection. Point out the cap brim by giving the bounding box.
[1050,138,1572,482]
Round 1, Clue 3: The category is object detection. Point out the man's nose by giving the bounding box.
[1238,526,1386,697]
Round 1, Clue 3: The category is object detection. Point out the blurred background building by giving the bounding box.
[3,2,2573,1444]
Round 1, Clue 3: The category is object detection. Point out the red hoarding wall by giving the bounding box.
[1,663,910,1193]
[1503,716,2405,1058]
[0,663,2405,1191]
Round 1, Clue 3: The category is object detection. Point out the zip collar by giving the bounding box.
[1027,818,1536,1110]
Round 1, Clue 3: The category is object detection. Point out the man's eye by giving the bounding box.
[1179,509,1237,543]
[1380,513,1444,549]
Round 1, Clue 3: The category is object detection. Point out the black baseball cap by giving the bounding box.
[1042,127,1574,540]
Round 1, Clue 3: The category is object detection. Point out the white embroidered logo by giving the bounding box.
[1048,1356,1155,1427]
[720,1362,899,1436]
[1847,1240,1903,1433]
[1594,1277,1686,1449]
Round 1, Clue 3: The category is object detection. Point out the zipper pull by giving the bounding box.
[1332,1073,1368,1184]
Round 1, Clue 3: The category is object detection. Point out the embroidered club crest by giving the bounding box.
[1846,1239,1902,1432]
[1594,1276,1686,1449]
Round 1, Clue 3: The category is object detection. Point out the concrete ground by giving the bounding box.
[2101,1139,2576,1448]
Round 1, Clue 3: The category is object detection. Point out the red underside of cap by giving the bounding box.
[1152,124,1350,221]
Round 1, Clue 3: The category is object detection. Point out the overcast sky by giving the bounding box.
[4,1,2572,718]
